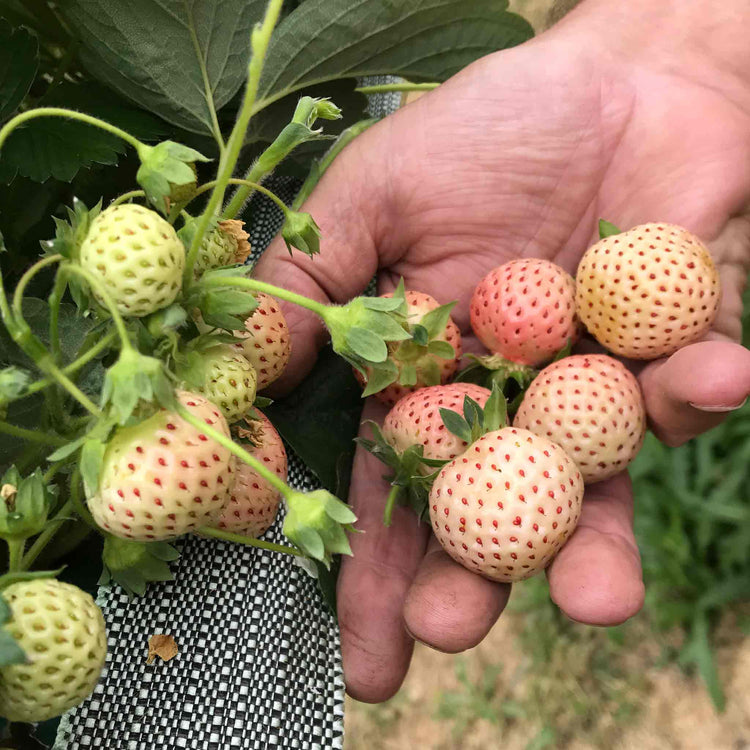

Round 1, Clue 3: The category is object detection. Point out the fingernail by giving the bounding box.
[689,397,747,413]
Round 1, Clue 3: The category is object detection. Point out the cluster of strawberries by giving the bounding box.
[361,223,721,583]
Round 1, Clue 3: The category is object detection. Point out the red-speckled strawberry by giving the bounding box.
[429,427,583,583]
[214,413,287,537]
[233,293,291,391]
[355,289,462,406]
[471,259,579,366]
[575,223,720,359]
[514,354,646,483]
[86,391,234,541]
[382,383,492,470]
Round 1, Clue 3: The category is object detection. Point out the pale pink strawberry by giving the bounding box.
[356,290,462,406]
[470,259,579,366]
[87,391,234,541]
[233,293,291,390]
[214,413,287,537]
[575,223,721,359]
[514,354,646,483]
[382,383,492,471]
[429,427,583,583]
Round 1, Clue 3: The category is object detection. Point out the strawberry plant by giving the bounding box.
[0,0,534,731]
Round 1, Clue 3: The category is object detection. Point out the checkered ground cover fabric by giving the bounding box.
[54,81,401,749]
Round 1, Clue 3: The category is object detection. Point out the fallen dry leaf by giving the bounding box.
[147,634,178,664]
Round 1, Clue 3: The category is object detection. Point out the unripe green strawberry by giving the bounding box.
[470,258,579,366]
[79,204,184,317]
[179,344,257,424]
[575,223,721,359]
[514,354,646,483]
[87,390,234,541]
[0,580,106,723]
[214,413,287,536]
[429,427,583,582]
[194,219,251,279]
[233,293,291,390]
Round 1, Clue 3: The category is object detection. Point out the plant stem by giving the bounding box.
[176,404,291,497]
[109,190,146,208]
[190,178,289,215]
[198,526,302,557]
[43,461,68,484]
[61,264,131,351]
[48,269,67,363]
[21,499,75,570]
[12,254,63,318]
[292,119,377,211]
[0,419,67,446]
[383,484,402,527]
[200,275,328,318]
[22,331,116,398]
[183,0,285,285]
[354,82,439,95]
[7,539,25,573]
[0,108,144,156]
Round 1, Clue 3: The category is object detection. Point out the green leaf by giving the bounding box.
[0,82,165,184]
[440,408,472,443]
[257,0,533,108]
[598,219,622,239]
[60,0,266,134]
[345,326,388,363]
[0,19,38,121]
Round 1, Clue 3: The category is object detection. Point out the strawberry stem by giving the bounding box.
[355,82,439,95]
[0,420,66,446]
[198,526,303,557]
[175,404,292,498]
[11,254,64,317]
[0,108,145,157]
[109,190,147,209]
[20,499,75,571]
[200,275,328,318]
[383,484,402,527]
[6,539,24,573]
[183,0,285,286]
[190,178,290,215]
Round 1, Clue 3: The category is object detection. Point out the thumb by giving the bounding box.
[251,123,391,395]
[639,339,750,446]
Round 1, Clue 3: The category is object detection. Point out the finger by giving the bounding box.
[639,339,750,446]
[252,124,392,394]
[548,472,644,626]
[337,401,430,702]
[403,535,511,653]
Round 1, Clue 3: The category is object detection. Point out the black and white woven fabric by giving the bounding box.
[54,82,402,750]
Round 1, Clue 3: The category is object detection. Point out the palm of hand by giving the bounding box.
[255,33,750,703]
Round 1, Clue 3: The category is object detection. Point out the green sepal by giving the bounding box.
[418,357,441,386]
[551,338,574,363]
[346,327,388,363]
[100,535,178,598]
[187,273,260,331]
[42,198,101,310]
[47,435,86,462]
[440,384,508,443]
[455,353,538,414]
[399,364,418,387]
[598,219,622,239]
[283,489,357,569]
[427,340,456,359]
[80,437,106,496]
[361,297,404,313]
[282,211,322,257]
[419,301,456,339]
[361,360,398,398]
[356,421,442,522]
[0,601,27,667]
[0,366,30,418]
[101,346,176,424]
[0,467,54,539]
[145,304,188,340]
[136,141,210,213]
[411,324,429,346]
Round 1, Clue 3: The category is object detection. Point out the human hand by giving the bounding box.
[254,0,750,701]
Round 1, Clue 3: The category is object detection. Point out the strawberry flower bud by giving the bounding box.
[0,467,53,540]
[282,210,321,257]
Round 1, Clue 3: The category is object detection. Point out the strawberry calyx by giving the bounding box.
[0,467,53,541]
[283,489,358,568]
[456,353,538,411]
[439,384,508,445]
[282,210,322,257]
[100,536,179,598]
[357,421,443,524]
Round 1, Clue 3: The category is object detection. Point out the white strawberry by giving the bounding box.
[514,354,646,483]
[429,427,583,582]
[86,390,234,541]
